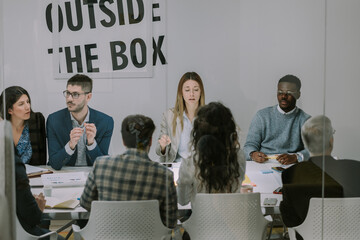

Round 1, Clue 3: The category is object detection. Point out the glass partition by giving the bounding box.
[1,0,359,239]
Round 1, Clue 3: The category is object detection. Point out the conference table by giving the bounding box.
[30,159,287,220]
[244,159,285,215]
[30,166,91,220]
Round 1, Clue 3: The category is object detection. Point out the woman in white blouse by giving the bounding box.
[177,102,246,206]
[156,72,205,162]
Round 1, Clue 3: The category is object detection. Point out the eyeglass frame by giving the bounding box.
[63,90,90,99]
[277,90,299,96]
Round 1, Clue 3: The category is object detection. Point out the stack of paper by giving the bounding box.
[25,164,52,178]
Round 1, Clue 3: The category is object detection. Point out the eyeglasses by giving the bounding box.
[63,90,90,99]
[277,90,298,96]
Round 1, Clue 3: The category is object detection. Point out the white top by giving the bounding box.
[276,104,297,115]
[176,112,193,162]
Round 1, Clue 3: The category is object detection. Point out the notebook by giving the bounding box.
[25,164,53,178]
[45,197,79,209]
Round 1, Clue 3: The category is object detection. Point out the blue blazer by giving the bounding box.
[46,107,114,170]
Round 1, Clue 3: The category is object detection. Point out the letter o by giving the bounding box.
[45,3,64,32]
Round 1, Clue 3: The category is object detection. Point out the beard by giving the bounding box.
[67,100,86,113]
[279,100,296,112]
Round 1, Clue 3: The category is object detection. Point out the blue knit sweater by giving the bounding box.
[244,105,310,161]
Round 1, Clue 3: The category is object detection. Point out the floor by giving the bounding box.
[267,214,289,240]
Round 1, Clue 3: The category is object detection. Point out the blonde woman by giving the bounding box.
[156,72,205,162]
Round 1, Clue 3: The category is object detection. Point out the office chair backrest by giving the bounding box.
[0,120,16,239]
[182,192,271,240]
[293,197,360,240]
[16,217,59,240]
[72,200,172,240]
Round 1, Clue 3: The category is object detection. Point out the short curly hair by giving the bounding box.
[278,74,301,90]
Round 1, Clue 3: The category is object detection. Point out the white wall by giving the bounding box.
[1,0,360,160]
[166,0,326,146]
[325,0,360,159]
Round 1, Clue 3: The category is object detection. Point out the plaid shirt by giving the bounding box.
[80,148,178,228]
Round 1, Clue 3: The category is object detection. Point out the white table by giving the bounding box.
[31,186,89,220]
[168,159,289,213]
[31,160,289,219]
[30,166,91,220]
[245,159,291,214]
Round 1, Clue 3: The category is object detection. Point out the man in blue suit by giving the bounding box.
[46,74,114,170]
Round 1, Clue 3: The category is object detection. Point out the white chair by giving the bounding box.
[72,200,172,240]
[16,218,59,240]
[182,192,272,240]
[289,197,360,240]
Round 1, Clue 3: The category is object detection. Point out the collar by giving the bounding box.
[124,148,150,160]
[183,111,190,121]
[183,111,196,124]
[277,105,297,115]
[70,109,90,126]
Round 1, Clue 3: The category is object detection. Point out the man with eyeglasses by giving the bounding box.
[244,74,310,165]
[46,74,114,170]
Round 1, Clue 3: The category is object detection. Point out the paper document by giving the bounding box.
[41,172,87,187]
[25,164,53,178]
[45,196,79,209]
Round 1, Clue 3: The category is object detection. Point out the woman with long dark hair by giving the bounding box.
[0,86,46,165]
[177,102,246,205]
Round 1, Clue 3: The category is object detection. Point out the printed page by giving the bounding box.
[41,172,87,187]
[25,164,49,174]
